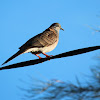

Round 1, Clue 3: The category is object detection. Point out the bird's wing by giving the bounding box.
[19,30,58,50]
[2,30,58,65]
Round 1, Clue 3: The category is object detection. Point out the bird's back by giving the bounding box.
[19,28,58,51]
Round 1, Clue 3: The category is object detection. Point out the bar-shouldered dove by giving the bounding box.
[2,23,64,65]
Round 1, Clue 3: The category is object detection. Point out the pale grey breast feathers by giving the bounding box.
[19,29,58,50]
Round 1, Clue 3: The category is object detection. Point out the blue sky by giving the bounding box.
[0,0,100,100]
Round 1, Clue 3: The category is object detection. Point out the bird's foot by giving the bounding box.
[39,56,42,59]
[42,53,53,58]
[46,55,53,58]
[42,53,53,61]
[34,54,42,59]
[46,55,53,61]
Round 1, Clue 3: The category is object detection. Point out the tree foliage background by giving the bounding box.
[20,61,100,100]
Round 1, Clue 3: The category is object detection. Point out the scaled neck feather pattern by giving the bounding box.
[51,26,60,36]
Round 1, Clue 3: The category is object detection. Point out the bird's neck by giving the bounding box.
[50,27,60,35]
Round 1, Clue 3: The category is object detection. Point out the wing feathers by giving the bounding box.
[19,30,58,50]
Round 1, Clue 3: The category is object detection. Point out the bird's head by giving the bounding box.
[50,23,64,32]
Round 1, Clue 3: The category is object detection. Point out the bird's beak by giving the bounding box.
[60,27,64,31]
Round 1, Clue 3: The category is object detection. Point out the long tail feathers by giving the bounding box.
[2,50,24,65]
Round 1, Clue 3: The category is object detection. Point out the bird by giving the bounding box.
[2,23,64,65]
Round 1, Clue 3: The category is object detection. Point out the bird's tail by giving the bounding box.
[2,50,24,65]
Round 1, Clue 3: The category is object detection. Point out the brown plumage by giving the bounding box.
[2,23,64,65]
[19,28,58,50]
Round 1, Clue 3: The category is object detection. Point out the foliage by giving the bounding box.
[21,66,100,100]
